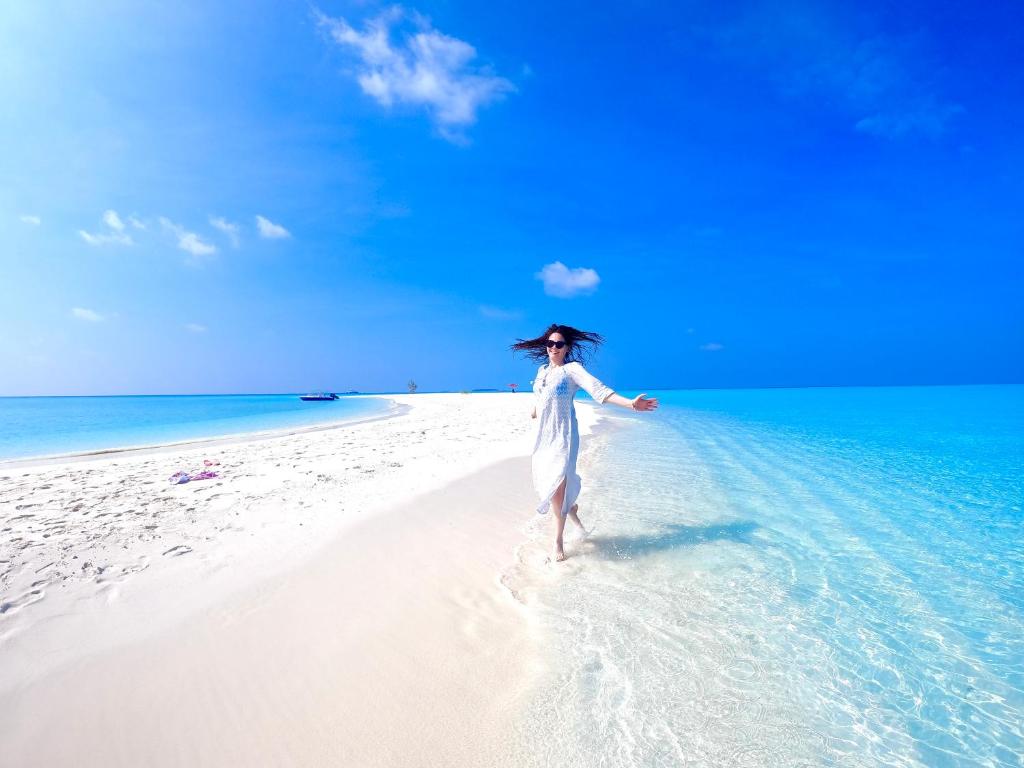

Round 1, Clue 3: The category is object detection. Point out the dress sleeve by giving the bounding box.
[533,365,546,395]
[567,363,614,404]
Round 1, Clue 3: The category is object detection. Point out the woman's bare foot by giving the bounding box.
[555,537,566,562]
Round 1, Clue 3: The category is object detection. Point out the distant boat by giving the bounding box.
[299,393,338,401]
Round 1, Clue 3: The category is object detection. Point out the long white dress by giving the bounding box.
[532,361,614,517]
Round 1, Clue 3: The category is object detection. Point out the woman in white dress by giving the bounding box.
[512,324,658,561]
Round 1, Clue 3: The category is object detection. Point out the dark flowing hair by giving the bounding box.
[510,323,604,366]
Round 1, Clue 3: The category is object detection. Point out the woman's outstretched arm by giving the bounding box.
[565,363,658,412]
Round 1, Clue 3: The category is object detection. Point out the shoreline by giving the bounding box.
[0,396,411,469]
[0,392,627,470]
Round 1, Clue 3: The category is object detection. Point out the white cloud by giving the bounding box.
[479,305,522,320]
[160,217,218,259]
[103,210,125,231]
[19,214,41,226]
[317,7,514,141]
[699,342,724,352]
[127,215,146,230]
[79,229,133,246]
[79,209,134,246]
[209,215,241,248]
[535,261,600,298]
[71,307,104,322]
[184,323,207,333]
[177,233,216,257]
[255,215,290,239]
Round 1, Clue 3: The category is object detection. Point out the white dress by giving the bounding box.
[532,362,614,517]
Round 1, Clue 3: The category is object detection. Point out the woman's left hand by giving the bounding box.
[631,394,659,412]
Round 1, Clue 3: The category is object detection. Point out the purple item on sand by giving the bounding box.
[169,469,219,484]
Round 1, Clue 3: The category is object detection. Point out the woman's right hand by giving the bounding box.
[631,394,659,412]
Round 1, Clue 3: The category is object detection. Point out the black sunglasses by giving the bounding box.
[545,340,566,349]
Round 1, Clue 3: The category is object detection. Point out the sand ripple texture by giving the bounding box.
[504,392,1024,768]
[0,393,536,688]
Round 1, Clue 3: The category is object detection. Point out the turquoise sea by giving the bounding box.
[510,385,1023,767]
[0,394,391,461]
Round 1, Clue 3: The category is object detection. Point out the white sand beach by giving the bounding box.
[0,393,602,767]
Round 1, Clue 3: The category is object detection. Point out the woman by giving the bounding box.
[512,324,658,561]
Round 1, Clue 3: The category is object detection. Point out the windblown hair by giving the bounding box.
[510,323,604,366]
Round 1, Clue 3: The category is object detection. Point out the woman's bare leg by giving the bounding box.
[568,504,584,532]
[550,478,568,561]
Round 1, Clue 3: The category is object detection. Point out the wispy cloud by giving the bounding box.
[184,322,207,333]
[535,261,600,298]
[79,230,132,246]
[699,342,724,352]
[103,210,125,231]
[255,215,290,239]
[709,2,961,139]
[19,214,41,226]
[855,98,964,139]
[127,215,146,231]
[79,209,134,246]
[317,6,515,142]
[479,304,522,320]
[71,307,104,322]
[159,217,217,259]
[210,215,241,248]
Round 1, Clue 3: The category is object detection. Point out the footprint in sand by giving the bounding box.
[0,587,45,616]
[95,558,151,584]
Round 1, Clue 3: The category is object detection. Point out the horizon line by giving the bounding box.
[0,380,1020,399]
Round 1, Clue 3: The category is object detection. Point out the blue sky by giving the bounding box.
[1,0,1021,395]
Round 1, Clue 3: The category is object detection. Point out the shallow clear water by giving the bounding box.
[0,394,391,460]
[508,385,1023,767]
